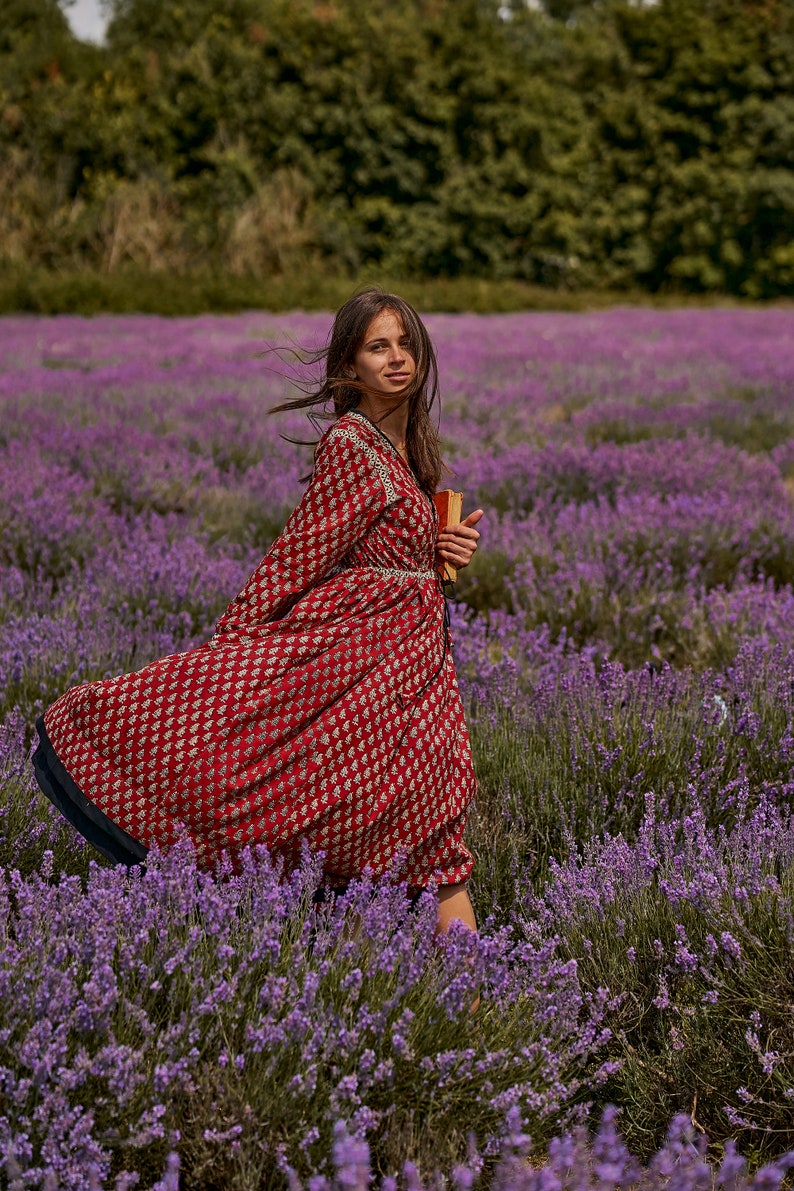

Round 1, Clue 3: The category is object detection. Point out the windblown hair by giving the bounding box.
[269,288,444,494]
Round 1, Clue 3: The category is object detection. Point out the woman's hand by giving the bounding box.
[435,509,484,572]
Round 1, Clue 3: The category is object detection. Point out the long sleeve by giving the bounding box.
[213,424,396,636]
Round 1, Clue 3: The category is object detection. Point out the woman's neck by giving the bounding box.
[355,398,409,452]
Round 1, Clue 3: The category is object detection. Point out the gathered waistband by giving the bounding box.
[337,565,439,581]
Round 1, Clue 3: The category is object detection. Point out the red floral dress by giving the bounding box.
[33,410,477,887]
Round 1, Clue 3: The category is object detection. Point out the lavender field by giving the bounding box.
[2,309,794,1188]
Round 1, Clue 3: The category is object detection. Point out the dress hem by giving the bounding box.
[32,716,148,867]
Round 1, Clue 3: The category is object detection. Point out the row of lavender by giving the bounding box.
[3,832,794,1189]
[2,309,794,1186]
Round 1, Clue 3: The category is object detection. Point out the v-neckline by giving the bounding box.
[346,410,437,518]
[348,409,411,472]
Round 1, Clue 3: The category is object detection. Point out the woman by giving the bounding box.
[32,289,484,933]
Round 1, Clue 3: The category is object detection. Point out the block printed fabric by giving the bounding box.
[36,410,477,886]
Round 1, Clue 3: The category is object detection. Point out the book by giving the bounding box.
[432,489,463,583]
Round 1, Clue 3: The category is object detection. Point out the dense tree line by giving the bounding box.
[2,0,793,294]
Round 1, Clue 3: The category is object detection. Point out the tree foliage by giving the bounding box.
[1,0,792,293]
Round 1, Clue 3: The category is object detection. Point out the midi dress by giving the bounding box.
[33,409,477,888]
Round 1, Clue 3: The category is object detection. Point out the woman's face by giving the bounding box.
[351,309,416,396]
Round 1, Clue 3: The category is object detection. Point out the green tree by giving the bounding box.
[568,0,794,292]
[1,0,792,292]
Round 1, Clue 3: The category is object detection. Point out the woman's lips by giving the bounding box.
[386,373,409,381]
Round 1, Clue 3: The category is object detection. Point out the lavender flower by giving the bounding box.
[4,308,794,1177]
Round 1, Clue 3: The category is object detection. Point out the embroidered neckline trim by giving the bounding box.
[344,410,436,519]
[346,410,414,469]
[327,417,397,505]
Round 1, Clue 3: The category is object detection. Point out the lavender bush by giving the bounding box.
[525,791,794,1153]
[460,634,794,903]
[291,1109,794,1191]
[2,308,794,1183]
[0,828,613,1186]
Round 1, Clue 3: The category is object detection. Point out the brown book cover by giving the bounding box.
[433,489,463,583]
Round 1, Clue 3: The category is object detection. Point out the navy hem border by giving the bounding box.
[32,715,148,867]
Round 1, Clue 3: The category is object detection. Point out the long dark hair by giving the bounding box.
[269,288,444,494]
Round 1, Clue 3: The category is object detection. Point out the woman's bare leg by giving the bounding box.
[436,881,477,934]
[436,882,479,1011]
